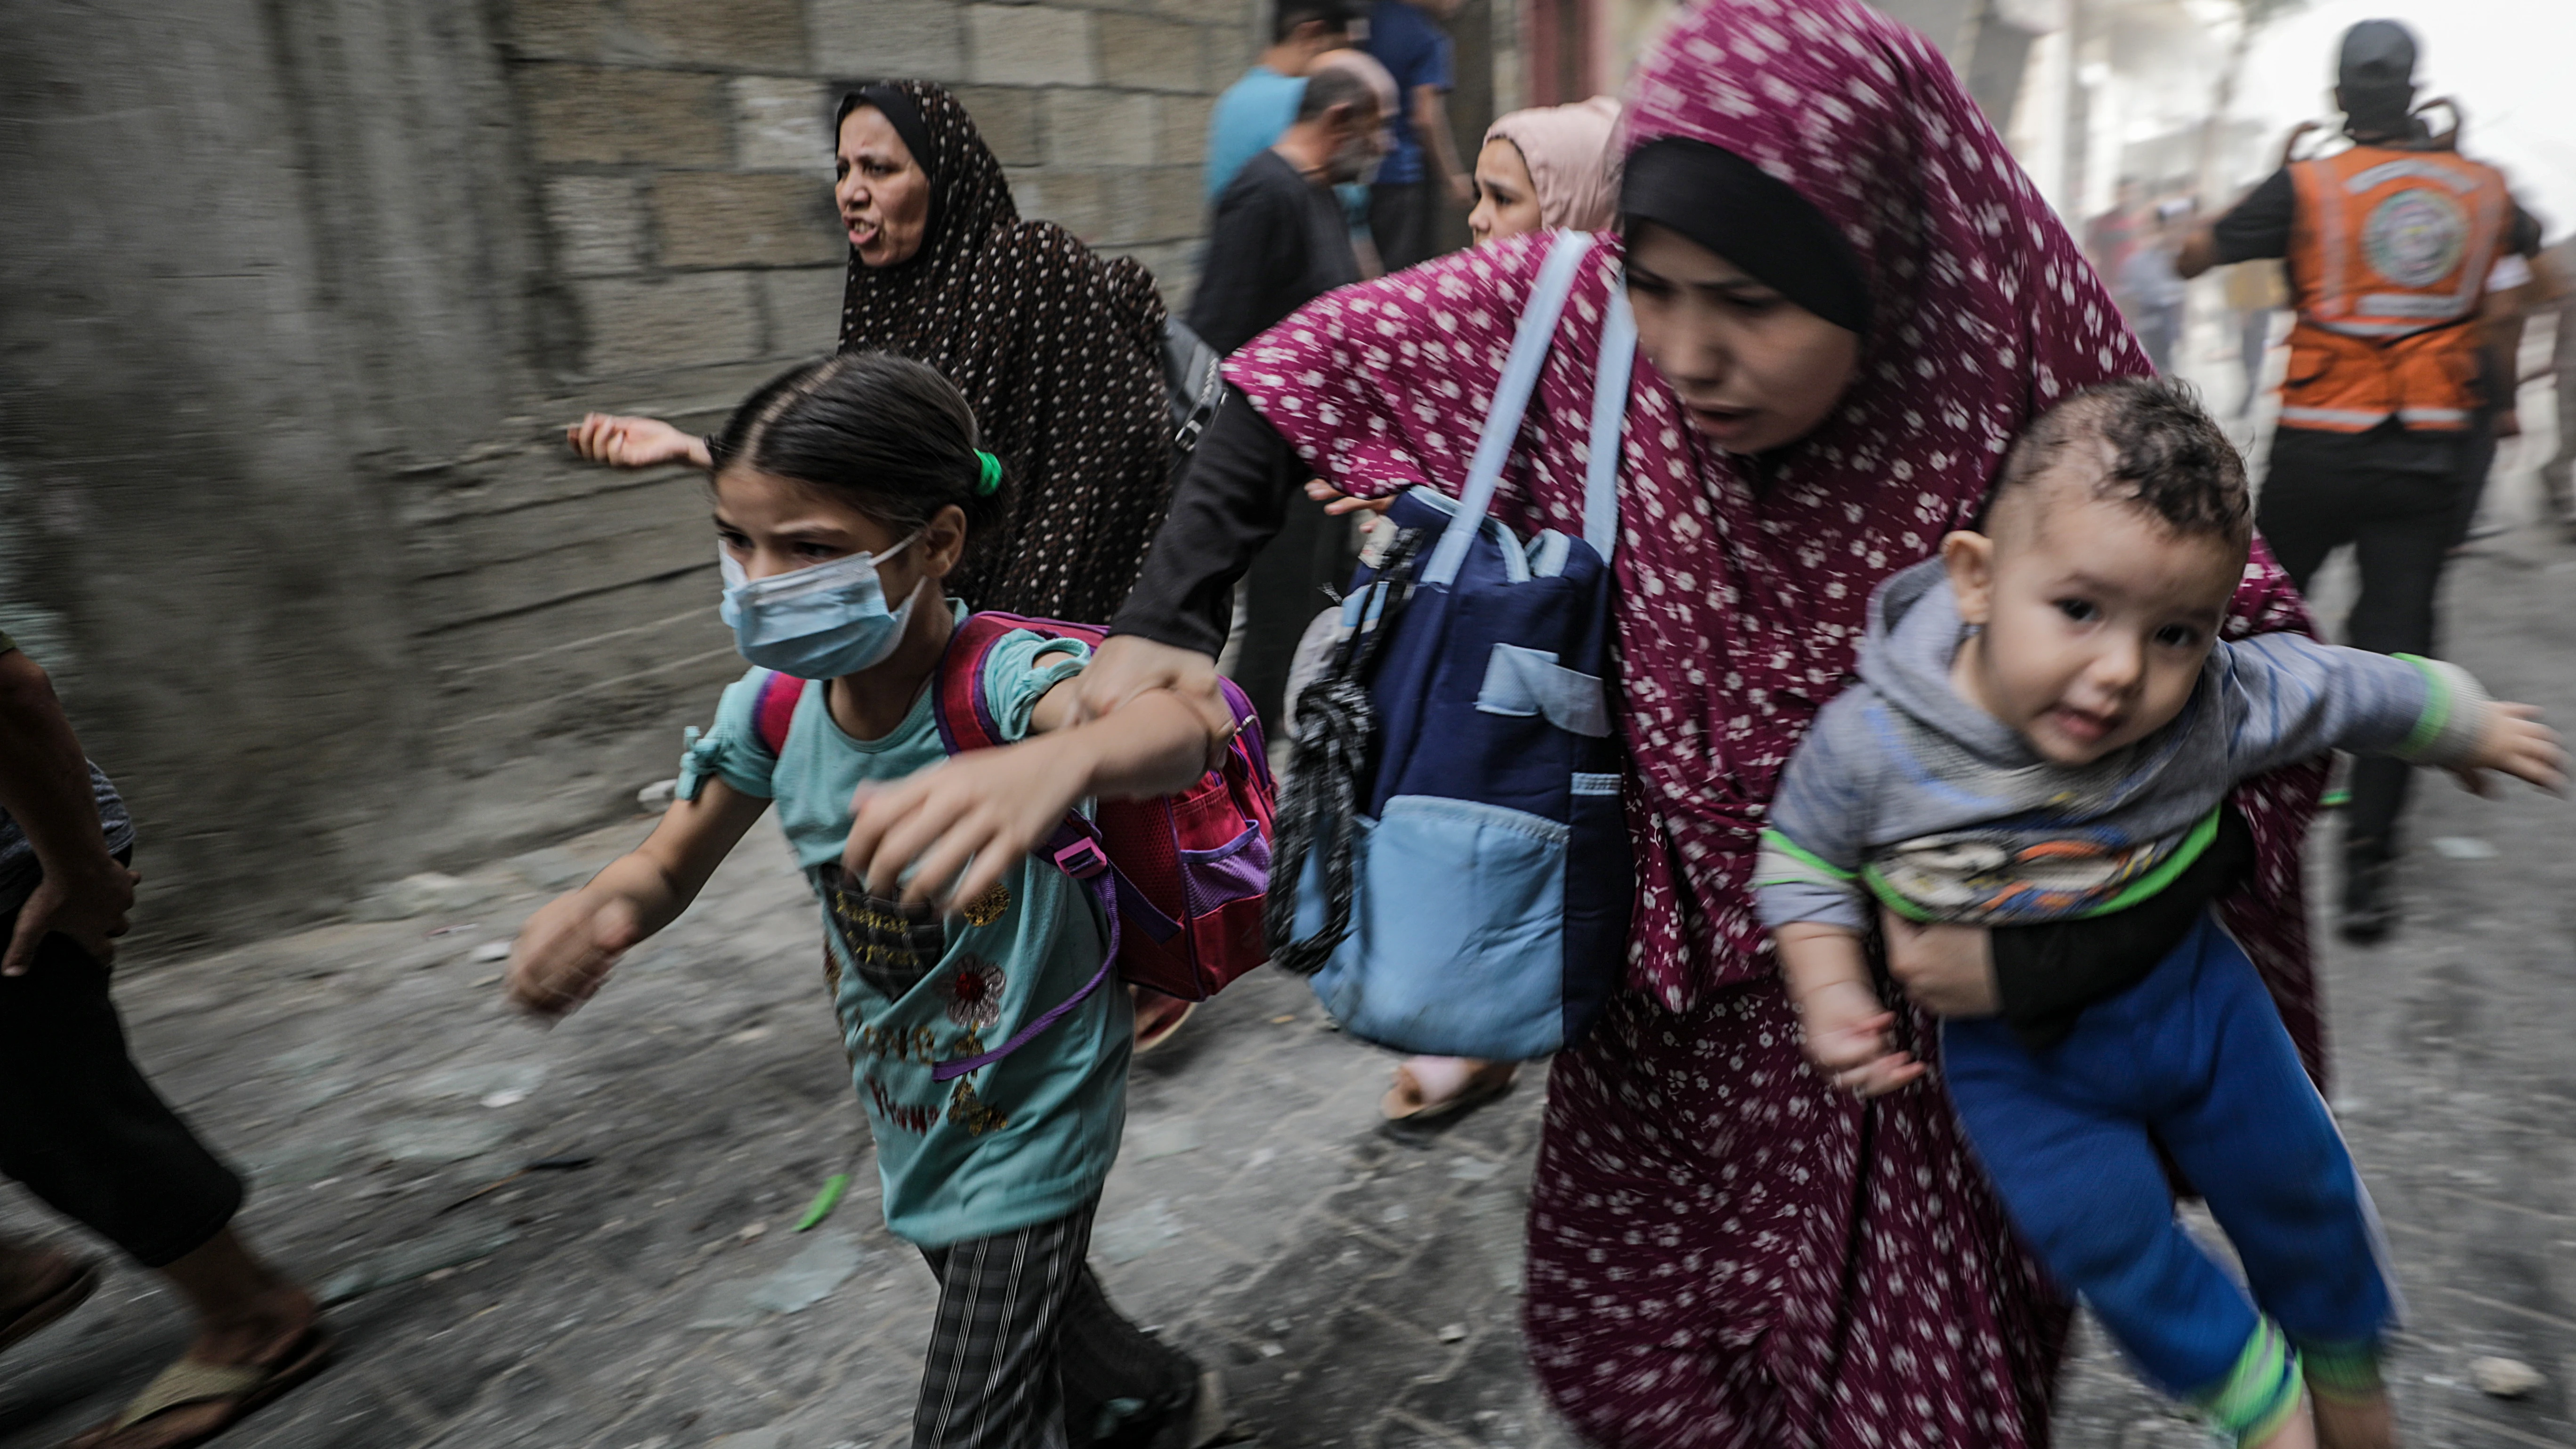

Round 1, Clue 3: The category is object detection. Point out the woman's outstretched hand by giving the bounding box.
[566,413,713,470]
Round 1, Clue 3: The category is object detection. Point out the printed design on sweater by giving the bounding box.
[866,1075,941,1134]
[1868,826,2182,922]
[948,1077,1011,1135]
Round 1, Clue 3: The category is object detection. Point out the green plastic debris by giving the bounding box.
[795,1173,850,1231]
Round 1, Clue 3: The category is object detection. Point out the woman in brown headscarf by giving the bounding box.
[570,81,1175,624]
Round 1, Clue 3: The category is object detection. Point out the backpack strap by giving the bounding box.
[929,612,1112,756]
[1583,287,1636,562]
[1424,228,1596,589]
[752,670,806,756]
[920,615,1149,1083]
[931,831,1125,1082]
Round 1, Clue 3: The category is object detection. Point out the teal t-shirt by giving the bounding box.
[1205,65,1306,202]
[675,607,1131,1247]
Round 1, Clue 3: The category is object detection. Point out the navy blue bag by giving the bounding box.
[1264,230,1636,1059]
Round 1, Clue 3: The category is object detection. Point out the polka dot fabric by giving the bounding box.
[1223,0,2329,1440]
[837,81,1175,626]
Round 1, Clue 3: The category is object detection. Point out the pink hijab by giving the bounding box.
[1228,0,2324,1063]
[1484,96,1622,232]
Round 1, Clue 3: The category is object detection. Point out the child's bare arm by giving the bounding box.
[2452,702,2567,796]
[842,687,1214,911]
[1778,922,1926,1097]
[508,779,770,1019]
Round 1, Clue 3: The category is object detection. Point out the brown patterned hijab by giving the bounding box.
[834,81,1173,623]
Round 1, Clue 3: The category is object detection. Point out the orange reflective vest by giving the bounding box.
[2280,144,2510,433]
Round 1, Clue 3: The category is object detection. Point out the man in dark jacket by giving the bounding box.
[1190,59,1385,730]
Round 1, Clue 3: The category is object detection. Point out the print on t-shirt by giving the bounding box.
[817,862,948,998]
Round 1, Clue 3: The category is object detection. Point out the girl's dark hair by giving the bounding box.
[707,352,1012,554]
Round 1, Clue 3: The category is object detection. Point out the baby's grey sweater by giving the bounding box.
[1755,560,2491,931]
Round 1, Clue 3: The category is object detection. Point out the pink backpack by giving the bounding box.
[751,612,1276,1078]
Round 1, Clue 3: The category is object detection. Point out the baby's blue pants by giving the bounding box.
[1943,913,2395,1401]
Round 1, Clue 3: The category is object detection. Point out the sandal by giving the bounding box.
[0,1246,102,1356]
[1381,1057,1520,1123]
[62,1324,334,1449]
[1133,990,1196,1055]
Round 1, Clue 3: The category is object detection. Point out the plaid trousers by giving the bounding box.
[915,1197,1198,1449]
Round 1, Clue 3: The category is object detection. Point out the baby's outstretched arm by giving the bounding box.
[842,686,1214,912]
[1778,923,1926,1098]
[2450,702,2567,797]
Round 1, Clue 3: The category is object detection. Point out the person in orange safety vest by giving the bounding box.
[2179,18,2544,944]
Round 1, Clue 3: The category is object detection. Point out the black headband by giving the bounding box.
[1620,137,1872,337]
[836,85,939,184]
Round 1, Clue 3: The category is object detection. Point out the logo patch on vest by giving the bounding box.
[2362,187,2467,288]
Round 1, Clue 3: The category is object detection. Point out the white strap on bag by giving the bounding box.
[1585,288,1636,562]
[1424,230,1599,587]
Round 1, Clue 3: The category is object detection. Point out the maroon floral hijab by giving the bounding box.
[1226,0,2326,1063]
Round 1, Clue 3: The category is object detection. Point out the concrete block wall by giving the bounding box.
[505,0,1254,387]
[390,0,1264,885]
[2,0,1263,944]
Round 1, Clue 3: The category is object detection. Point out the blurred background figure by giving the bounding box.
[2540,238,2576,535]
[2225,258,2289,416]
[2119,199,2193,373]
[1465,95,1620,245]
[1191,60,1386,738]
[1365,0,1473,271]
[2178,18,2547,942]
[0,636,328,1449]
[1204,0,1362,205]
[2086,177,2147,312]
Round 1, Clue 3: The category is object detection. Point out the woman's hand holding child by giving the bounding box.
[841,687,1215,913]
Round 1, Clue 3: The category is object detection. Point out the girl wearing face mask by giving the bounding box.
[507,352,1228,1449]
[1083,0,2336,1439]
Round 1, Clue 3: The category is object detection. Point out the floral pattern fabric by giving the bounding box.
[1221,0,2327,1440]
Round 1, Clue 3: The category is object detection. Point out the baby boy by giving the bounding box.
[1756,378,2563,1449]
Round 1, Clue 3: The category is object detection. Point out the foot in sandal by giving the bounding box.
[61,1229,332,1449]
[1132,986,1197,1054]
[1382,1057,1521,1123]
[0,1237,102,1357]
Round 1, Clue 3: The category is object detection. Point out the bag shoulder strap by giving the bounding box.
[1424,229,1599,588]
[928,611,1110,756]
[1584,287,1637,562]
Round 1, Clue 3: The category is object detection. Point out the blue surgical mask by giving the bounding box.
[717,530,925,678]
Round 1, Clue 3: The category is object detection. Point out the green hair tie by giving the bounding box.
[974,450,1002,495]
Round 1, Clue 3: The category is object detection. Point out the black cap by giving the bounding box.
[2338,19,2417,92]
